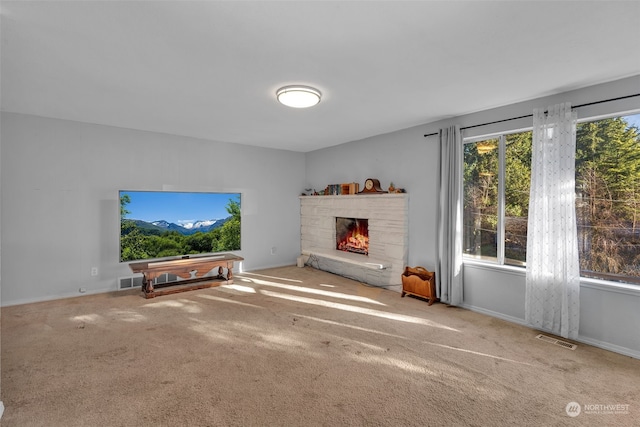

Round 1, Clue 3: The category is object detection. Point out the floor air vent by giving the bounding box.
[535,334,578,350]
[119,275,144,290]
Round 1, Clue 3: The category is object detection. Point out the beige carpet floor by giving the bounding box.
[1,265,638,426]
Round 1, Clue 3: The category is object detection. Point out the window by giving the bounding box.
[463,131,532,266]
[463,137,499,261]
[576,114,640,283]
[463,112,640,285]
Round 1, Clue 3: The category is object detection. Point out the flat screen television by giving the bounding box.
[119,190,241,262]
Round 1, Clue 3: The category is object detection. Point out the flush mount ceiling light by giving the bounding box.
[276,85,321,108]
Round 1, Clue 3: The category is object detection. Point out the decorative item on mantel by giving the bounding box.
[388,182,406,193]
[358,178,387,194]
[324,183,360,195]
[304,180,406,196]
[326,184,341,195]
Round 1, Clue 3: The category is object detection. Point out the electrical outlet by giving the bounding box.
[270,246,277,255]
[90,267,98,276]
[79,287,87,293]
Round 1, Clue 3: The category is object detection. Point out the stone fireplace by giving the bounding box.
[300,194,408,288]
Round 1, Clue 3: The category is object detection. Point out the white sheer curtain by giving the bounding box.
[526,103,580,339]
[436,126,463,306]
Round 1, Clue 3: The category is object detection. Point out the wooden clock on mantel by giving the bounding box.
[359,178,387,194]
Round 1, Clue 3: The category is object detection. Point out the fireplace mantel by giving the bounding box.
[300,194,408,288]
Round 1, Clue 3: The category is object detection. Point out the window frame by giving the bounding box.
[461,108,640,286]
[463,131,524,266]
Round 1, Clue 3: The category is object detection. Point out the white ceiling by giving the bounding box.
[2,1,639,152]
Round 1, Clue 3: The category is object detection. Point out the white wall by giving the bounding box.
[462,263,640,359]
[0,110,3,418]
[306,125,440,270]
[0,113,305,305]
[306,75,640,358]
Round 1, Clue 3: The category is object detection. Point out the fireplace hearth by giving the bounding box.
[336,217,369,255]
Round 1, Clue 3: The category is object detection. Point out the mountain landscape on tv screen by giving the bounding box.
[130,217,231,236]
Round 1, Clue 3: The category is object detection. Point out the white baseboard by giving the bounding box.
[576,336,640,360]
[459,303,528,327]
[460,303,640,360]
[1,285,118,307]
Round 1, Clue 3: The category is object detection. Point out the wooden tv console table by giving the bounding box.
[129,253,244,299]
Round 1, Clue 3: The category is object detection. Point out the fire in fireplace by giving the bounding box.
[336,217,369,255]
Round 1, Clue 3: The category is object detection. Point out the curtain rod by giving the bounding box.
[423,93,640,138]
